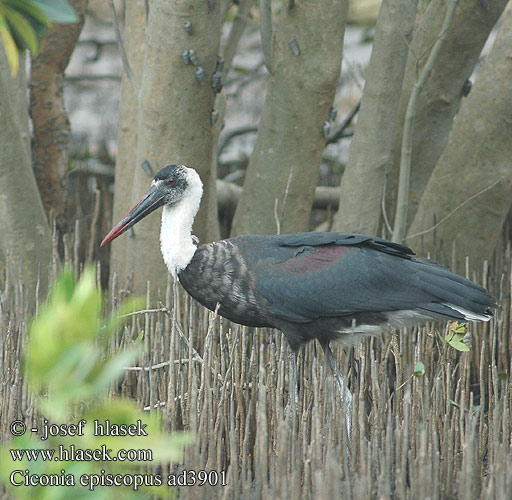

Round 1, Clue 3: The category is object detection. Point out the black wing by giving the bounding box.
[244,233,494,324]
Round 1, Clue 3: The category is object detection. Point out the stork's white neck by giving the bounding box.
[160,169,203,278]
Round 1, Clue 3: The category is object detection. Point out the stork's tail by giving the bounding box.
[414,258,496,322]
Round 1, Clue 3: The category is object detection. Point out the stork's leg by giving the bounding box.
[287,349,299,415]
[320,341,352,436]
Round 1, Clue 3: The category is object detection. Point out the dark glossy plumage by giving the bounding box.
[101,165,497,416]
[178,232,495,350]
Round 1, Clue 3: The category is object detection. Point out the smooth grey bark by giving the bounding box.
[332,0,417,236]
[407,9,512,269]
[123,0,222,294]
[231,0,349,236]
[109,0,146,286]
[387,0,508,228]
[391,0,459,244]
[0,47,52,295]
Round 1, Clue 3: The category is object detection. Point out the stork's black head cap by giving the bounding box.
[152,165,191,205]
[154,164,189,182]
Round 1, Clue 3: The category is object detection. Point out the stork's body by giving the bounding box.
[102,165,495,420]
[178,233,492,351]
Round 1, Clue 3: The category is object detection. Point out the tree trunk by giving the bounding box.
[332,0,417,236]
[122,0,223,295]
[407,9,512,269]
[0,47,52,297]
[231,0,349,236]
[108,0,147,287]
[29,0,88,230]
[387,0,508,228]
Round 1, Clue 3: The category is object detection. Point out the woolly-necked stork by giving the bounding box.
[102,165,496,424]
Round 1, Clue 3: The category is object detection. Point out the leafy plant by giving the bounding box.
[438,321,471,352]
[0,0,77,75]
[413,361,425,377]
[0,268,191,499]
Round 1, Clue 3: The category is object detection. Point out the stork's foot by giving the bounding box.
[320,341,353,437]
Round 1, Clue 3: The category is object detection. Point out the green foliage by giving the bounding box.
[34,0,77,23]
[438,321,471,352]
[0,268,191,499]
[24,268,142,420]
[0,0,77,75]
[413,361,425,377]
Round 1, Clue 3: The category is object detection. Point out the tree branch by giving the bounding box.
[405,177,503,241]
[392,0,459,243]
[259,0,273,72]
[325,99,360,145]
[109,0,138,92]
[218,125,258,160]
[223,0,255,76]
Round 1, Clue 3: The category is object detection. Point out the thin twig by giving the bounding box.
[222,326,241,389]
[326,100,361,145]
[78,38,117,47]
[223,0,255,76]
[144,0,149,23]
[120,307,169,317]
[225,62,266,98]
[406,177,503,241]
[124,359,196,371]
[275,167,293,235]
[87,185,101,261]
[274,198,281,236]
[70,161,115,178]
[344,59,365,92]
[121,304,207,366]
[381,172,393,235]
[109,0,138,92]
[392,0,459,243]
[280,167,293,227]
[259,0,274,72]
[380,0,416,58]
[65,74,122,82]
[159,303,224,382]
[218,126,258,156]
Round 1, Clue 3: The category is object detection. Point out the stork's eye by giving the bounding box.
[168,178,176,186]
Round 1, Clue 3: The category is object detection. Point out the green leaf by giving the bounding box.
[444,322,470,352]
[0,14,20,74]
[92,345,141,392]
[31,0,77,23]
[102,296,145,342]
[3,4,39,54]
[6,0,51,39]
[25,268,103,390]
[437,330,447,344]
[413,361,425,377]
[448,340,470,352]
[450,321,468,335]
[7,0,52,27]
[51,267,76,303]
[134,329,145,344]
